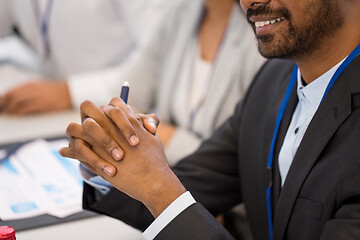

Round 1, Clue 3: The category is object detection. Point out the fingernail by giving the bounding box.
[150,121,157,130]
[103,167,115,177]
[130,135,139,146]
[112,149,123,161]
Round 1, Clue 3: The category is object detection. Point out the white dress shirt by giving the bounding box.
[142,191,196,240]
[278,59,345,186]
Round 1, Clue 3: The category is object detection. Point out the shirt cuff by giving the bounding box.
[141,191,196,240]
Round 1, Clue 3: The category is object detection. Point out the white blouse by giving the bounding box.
[171,37,214,136]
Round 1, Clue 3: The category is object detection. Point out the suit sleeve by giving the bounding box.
[83,182,155,232]
[154,203,235,240]
[172,100,243,216]
[320,162,360,239]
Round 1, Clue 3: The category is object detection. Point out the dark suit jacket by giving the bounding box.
[83,57,360,240]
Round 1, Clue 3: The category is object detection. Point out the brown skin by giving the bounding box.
[60,98,185,218]
[66,99,158,175]
[240,0,360,84]
[199,0,234,61]
[61,0,360,219]
[0,81,71,115]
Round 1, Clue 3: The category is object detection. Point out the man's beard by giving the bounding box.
[247,0,344,59]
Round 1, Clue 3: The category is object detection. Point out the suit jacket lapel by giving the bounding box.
[272,86,298,212]
[273,66,354,239]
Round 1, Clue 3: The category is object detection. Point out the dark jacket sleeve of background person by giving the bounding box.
[83,57,360,240]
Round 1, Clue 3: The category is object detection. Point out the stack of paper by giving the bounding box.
[0,139,83,221]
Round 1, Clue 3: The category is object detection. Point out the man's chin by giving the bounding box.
[258,49,295,59]
[257,43,280,59]
[257,38,295,59]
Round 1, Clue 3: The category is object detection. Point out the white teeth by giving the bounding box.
[255,17,285,28]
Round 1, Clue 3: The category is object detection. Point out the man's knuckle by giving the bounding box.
[110,97,120,105]
[93,159,103,170]
[73,139,84,155]
[66,122,78,134]
[101,138,113,151]
[80,100,91,110]
[61,148,75,159]
[83,119,96,132]
[110,107,123,119]
[69,138,75,148]
[128,115,139,125]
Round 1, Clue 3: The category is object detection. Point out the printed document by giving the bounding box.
[0,139,83,220]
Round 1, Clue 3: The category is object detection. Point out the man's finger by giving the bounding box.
[66,122,85,139]
[80,100,104,124]
[101,105,140,146]
[109,97,142,127]
[71,138,117,177]
[59,146,78,159]
[60,147,105,178]
[138,113,160,135]
[83,117,124,161]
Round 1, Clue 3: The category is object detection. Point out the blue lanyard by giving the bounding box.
[265,42,360,240]
[31,0,54,57]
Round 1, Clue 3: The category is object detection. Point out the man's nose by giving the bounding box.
[239,0,271,11]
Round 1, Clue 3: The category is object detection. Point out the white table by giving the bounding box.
[16,216,142,240]
[0,110,80,146]
[0,110,142,240]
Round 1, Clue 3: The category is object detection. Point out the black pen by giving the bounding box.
[120,81,129,104]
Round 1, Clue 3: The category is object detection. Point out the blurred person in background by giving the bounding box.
[104,0,265,163]
[0,0,168,115]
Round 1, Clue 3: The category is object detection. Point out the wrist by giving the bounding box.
[143,172,186,218]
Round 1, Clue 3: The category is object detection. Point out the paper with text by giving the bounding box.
[0,139,83,220]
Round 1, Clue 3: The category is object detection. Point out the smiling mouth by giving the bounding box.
[254,17,285,28]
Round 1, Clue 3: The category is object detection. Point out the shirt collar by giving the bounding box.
[297,58,346,110]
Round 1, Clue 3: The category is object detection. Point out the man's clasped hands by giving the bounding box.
[59,98,186,218]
